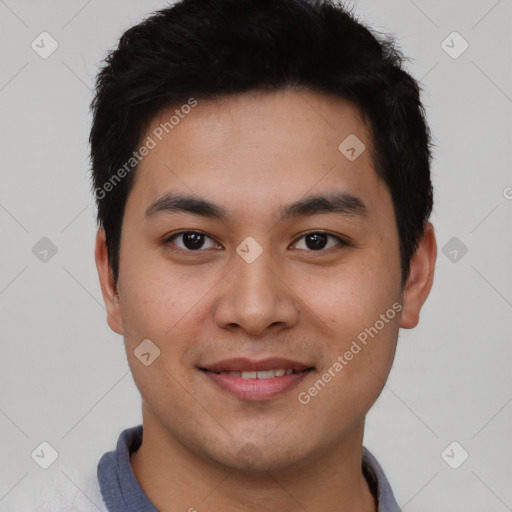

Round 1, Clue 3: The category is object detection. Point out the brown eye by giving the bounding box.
[166,231,219,251]
[292,232,348,252]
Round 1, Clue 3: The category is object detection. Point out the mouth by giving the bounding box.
[199,357,315,401]
[206,368,299,379]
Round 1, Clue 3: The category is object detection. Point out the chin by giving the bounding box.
[207,438,312,474]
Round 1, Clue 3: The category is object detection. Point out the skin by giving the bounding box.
[95,88,437,512]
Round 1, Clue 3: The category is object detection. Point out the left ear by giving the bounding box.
[400,221,437,329]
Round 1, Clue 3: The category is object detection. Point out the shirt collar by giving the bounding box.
[98,425,402,511]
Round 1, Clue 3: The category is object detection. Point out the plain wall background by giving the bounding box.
[0,0,511,510]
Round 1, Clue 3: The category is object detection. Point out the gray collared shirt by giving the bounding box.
[97,425,402,511]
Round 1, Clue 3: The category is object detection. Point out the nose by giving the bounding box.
[213,248,301,337]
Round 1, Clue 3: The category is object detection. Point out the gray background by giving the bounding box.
[0,0,511,510]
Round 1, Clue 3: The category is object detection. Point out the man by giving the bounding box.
[87,0,437,510]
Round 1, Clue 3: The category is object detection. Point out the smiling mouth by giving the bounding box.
[198,358,315,400]
[202,368,312,379]
[200,367,314,401]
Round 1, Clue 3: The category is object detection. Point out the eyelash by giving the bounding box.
[163,230,350,253]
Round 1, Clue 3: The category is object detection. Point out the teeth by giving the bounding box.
[219,368,293,379]
[256,370,275,379]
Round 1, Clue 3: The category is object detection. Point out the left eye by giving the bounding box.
[292,232,346,251]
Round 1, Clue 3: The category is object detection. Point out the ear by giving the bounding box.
[95,229,125,335]
[400,221,437,329]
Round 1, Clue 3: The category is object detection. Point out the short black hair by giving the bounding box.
[89,0,434,287]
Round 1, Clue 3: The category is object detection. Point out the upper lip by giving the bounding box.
[201,357,313,373]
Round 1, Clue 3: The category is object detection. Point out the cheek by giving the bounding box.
[297,255,399,334]
[296,313,400,431]
[118,247,207,340]
[294,252,401,384]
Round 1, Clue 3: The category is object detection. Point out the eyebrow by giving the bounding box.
[144,191,368,222]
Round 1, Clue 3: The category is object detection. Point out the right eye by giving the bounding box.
[164,230,222,252]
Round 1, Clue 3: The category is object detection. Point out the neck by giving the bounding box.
[130,406,377,512]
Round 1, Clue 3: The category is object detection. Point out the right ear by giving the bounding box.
[94,229,125,335]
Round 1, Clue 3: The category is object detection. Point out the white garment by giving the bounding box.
[16,469,106,512]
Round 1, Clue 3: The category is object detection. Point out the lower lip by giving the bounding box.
[202,370,312,401]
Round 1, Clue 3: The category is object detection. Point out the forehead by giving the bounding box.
[128,89,391,223]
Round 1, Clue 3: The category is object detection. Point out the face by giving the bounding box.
[96,88,435,472]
